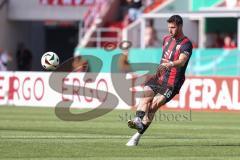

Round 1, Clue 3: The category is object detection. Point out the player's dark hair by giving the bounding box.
[167,15,183,26]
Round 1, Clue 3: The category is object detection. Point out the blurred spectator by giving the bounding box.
[225,0,237,8]
[208,32,223,48]
[237,0,240,7]
[127,0,142,21]
[72,56,89,72]
[219,0,240,7]
[214,33,224,48]
[144,25,160,48]
[16,43,33,71]
[122,0,142,26]
[231,40,237,48]
[0,48,12,71]
[118,50,131,73]
[223,35,237,49]
[206,33,238,49]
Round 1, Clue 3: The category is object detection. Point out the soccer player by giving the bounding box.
[126,15,193,146]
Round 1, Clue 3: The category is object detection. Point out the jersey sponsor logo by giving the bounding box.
[164,50,173,59]
[176,45,181,51]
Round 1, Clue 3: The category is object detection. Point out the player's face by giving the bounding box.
[168,22,180,38]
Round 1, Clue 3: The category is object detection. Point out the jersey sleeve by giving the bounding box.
[180,41,193,58]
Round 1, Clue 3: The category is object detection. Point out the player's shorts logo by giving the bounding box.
[164,89,173,99]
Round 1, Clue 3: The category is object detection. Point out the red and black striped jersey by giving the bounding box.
[159,35,193,89]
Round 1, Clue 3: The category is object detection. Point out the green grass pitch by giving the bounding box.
[0,106,240,160]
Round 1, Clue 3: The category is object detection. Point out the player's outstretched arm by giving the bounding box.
[161,53,189,69]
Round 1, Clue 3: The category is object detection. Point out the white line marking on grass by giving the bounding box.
[0,135,131,139]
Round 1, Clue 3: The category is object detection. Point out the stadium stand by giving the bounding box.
[79,0,173,48]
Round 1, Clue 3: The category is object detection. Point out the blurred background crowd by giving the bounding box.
[0,0,239,75]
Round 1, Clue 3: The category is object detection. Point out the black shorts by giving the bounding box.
[144,77,179,103]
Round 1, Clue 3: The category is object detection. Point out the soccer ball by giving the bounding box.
[41,52,59,70]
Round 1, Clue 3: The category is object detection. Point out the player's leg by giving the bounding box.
[133,76,158,123]
[136,86,155,119]
[127,86,155,131]
[132,94,167,138]
[137,87,175,135]
[126,86,155,146]
[126,95,167,147]
[144,86,178,129]
[144,94,167,125]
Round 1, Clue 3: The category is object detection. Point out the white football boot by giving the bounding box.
[126,117,144,146]
[126,132,142,146]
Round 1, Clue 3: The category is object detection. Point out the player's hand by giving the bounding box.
[156,59,173,77]
[161,58,169,63]
[161,63,172,70]
[156,64,168,77]
[161,58,173,70]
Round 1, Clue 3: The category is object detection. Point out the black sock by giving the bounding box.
[136,111,145,120]
[138,123,149,134]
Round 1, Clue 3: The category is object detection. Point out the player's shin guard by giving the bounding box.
[136,111,145,120]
